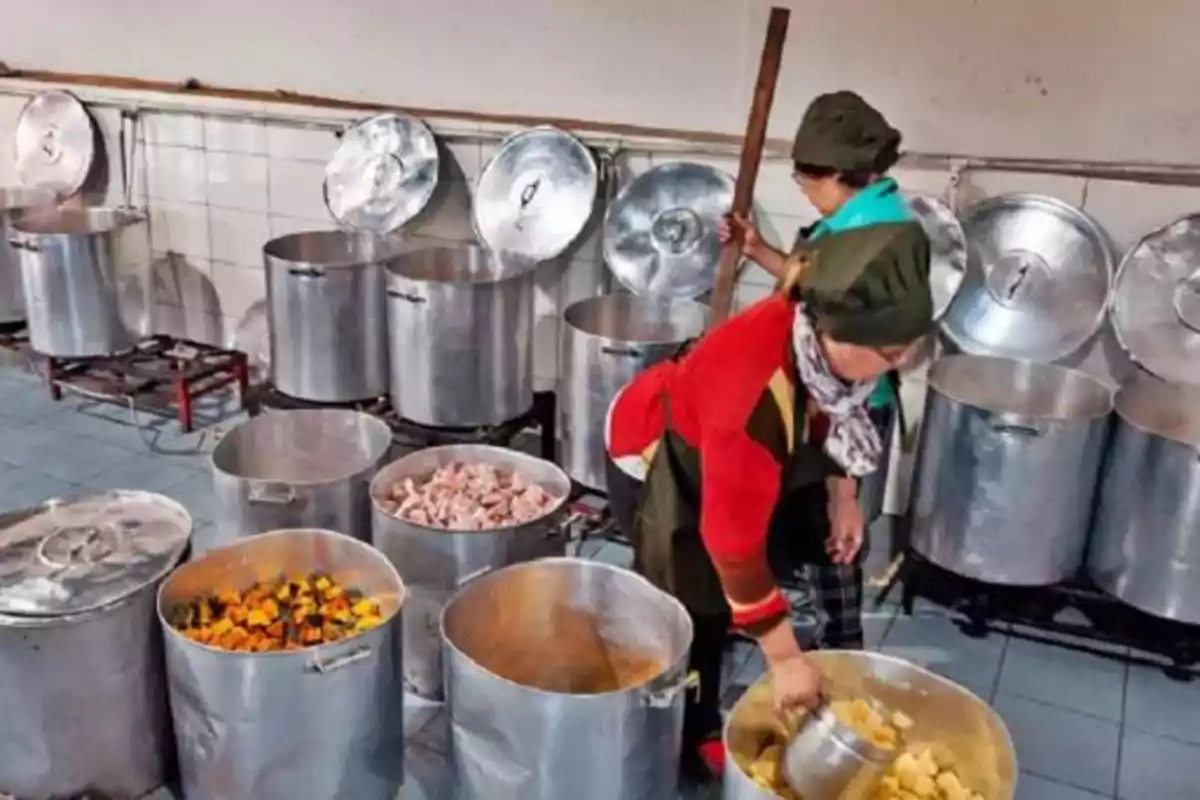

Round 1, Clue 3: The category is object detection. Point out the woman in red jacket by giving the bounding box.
[603,93,933,784]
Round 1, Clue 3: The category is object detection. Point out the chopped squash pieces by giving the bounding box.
[169,574,384,653]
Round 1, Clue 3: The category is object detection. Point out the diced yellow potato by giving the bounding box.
[891,710,915,730]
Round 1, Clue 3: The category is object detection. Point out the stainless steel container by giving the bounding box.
[265,230,399,402]
[724,651,1017,800]
[442,557,694,800]
[387,243,538,427]
[782,701,894,800]
[370,444,572,700]
[158,528,407,800]
[910,355,1113,585]
[9,206,140,356]
[559,294,711,490]
[1088,380,1200,623]
[209,409,393,554]
[0,491,192,799]
[0,188,56,325]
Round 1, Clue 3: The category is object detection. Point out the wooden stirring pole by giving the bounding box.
[708,7,791,325]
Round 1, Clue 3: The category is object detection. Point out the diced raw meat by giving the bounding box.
[381,461,560,530]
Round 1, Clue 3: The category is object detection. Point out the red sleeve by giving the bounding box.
[699,427,789,631]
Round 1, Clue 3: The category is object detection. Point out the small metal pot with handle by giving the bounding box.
[782,701,896,800]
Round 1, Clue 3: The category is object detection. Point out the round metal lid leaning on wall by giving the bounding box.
[939,193,1115,363]
[1110,213,1200,385]
[0,490,192,617]
[14,90,96,198]
[906,193,967,321]
[602,162,736,299]
[323,112,440,233]
[472,126,599,261]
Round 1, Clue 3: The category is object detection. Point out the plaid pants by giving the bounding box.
[779,564,864,649]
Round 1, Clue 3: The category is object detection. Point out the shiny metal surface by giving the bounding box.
[387,244,537,426]
[370,444,572,699]
[209,409,394,554]
[14,90,95,197]
[0,188,56,325]
[158,528,406,800]
[264,230,400,402]
[1088,379,1200,623]
[603,161,735,298]
[907,193,967,321]
[782,701,893,800]
[910,355,1112,585]
[441,557,693,800]
[230,297,269,381]
[0,490,192,615]
[0,497,189,799]
[724,651,1016,800]
[473,126,598,261]
[941,194,1114,362]
[559,294,710,490]
[10,206,139,357]
[1110,214,1200,385]
[324,112,439,233]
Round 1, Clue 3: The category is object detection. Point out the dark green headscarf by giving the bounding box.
[792,91,902,174]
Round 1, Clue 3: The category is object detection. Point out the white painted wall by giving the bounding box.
[5,0,1200,162]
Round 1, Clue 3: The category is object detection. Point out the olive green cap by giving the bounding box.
[792,91,902,174]
[801,222,934,347]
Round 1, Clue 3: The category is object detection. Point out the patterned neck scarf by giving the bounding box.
[791,308,882,477]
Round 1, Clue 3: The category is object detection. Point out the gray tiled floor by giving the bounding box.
[3,362,1199,799]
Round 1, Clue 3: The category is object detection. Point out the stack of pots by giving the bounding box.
[208,408,393,554]
[0,491,192,798]
[157,528,407,799]
[370,444,573,699]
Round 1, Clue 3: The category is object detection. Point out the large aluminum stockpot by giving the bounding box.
[0,188,56,326]
[560,294,711,490]
[723,651,1016,800]
[264,230,400,403]
[386,243,538,427]
[1089,380,1200,623]
[9,206,140,356]
[209,409,393,554]
[370,443,572,699]
[158,528,407,800]
[910,355,1113,585]
[442,557,694,800]
[0,491,191,798]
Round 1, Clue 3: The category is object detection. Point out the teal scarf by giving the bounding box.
[807,178,912,408]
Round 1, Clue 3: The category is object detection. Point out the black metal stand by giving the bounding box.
[884,547,1200,681]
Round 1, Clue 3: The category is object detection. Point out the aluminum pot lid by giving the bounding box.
[1111,214,1200,385]
[14,90,96,198]
[324,112,439,233]
[941,194,1114,362]
[473,126,598,261]
[907,193,967,320]
[0,490,191,616]
[603,161,735,298]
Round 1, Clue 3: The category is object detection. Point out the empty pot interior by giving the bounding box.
[212,410,393,485]
[562,294,709,343]
[442,558,691,694]
[263,230,405,266]
[929,355,1113,420]
[389,244,537,284]
[1115,379,1200,446]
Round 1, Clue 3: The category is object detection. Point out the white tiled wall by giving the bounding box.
[3,83,1200,513]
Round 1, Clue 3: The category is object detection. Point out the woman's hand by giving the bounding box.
[758,618,827,714]
[826,478,865,565]
[718,212,764,259]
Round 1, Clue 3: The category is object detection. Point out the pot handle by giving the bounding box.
[989,415,1042,436]
[8,238,40,253]
[546,511,585,541]
[247,481,297,505]
[305,646,372,675]
[457,566,493,587]
[288,266,326,279]
[387,289,427,304]
[642,670,700,709]
[601,345,643,359]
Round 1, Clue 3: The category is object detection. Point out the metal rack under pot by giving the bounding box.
[386,243,538,427]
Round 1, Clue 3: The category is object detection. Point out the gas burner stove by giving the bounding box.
[247,384,558,461]
[41,335,250,432]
